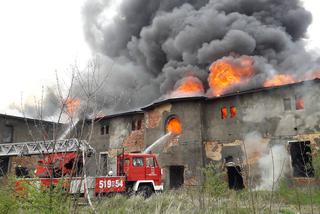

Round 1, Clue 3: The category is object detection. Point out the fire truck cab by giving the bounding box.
[95,153,163,197]
[118,153,162,195]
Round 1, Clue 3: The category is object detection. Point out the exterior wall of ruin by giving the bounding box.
[144,100,204,188]
[85,113,145,176]
[203,81,320,186]
[140,80,320,188]
[0,115,62,177]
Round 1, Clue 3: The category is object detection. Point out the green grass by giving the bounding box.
[0,176,319,214]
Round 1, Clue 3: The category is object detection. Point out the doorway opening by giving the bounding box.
[289,141,314,177]
[0,157,9,177]
[225,156,244,190]
[169,165,184,189]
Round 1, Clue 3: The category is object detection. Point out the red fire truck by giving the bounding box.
[0,139,163,198]
[96,152,163,197]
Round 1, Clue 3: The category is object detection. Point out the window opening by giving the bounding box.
[137,120,142,130]
[230,106,237,118]
[100,126,105,135]
[132,157,144,167]
[146,157,155,167]
[283,98,291,111]
[100,125,109,135]
[3,125,13,143]
[132,120,136,131]
[221,107,228,119]
[166,117,182,135]
[0,157,9,177]
[295,96,304,110]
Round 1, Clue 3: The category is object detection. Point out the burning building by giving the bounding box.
[2,0,320,191]
[84,78,320,189]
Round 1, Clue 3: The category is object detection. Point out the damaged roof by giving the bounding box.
[142,78,320,110]
[93,109,144,122]
[0,113,62,125]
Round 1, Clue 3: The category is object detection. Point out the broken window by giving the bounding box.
[283,98,291,111]
[3,125,13,143]
[137,120,142,130]
[221,107,228,119]
[295,96,304,110]
[132,119,142,131]
[289,141,314,177]
[132,157,144,167]
[132,120,136,131]
[169,166,184,189]
[230,106,237,118]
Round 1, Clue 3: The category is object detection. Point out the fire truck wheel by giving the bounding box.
[137,185,153,198]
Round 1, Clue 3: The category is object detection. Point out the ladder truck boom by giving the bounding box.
[0,138,94,157]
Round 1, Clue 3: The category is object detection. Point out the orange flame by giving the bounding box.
[221,107,228,119]
[208,56,253,96]
[65,98,80,115]
[263,74,296,87]
[166,117,182,135]
[171,76,204,98]
[230,106,237,118]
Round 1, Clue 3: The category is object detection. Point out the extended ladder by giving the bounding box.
[0,138,94,157]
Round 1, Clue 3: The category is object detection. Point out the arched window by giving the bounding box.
[166,116,182,135]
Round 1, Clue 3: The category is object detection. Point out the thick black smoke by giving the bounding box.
[81,0,318,113]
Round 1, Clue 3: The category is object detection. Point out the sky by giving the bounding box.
[0,0,319,116]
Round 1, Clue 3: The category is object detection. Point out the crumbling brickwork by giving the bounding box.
[204,141,222,161]
[123,122,145,152]
[145,104,171,129]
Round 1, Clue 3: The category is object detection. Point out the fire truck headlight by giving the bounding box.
[108,171,113,176]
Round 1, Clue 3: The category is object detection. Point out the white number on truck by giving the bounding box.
[98,179,124,189]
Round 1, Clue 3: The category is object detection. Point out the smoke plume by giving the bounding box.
[243,131,291,190]
[256,144,290,190]
[80,0,319,113]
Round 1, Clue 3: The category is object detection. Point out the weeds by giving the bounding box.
[0,173,319,213]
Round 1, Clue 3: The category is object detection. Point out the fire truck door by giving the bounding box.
[145,157,158,181]
[130,157,146,180]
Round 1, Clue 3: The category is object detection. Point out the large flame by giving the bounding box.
[263,74,296,87]
[166,117,182,135]
[208,56,253,96]
[65,98,80,116]
[171,76,204,98]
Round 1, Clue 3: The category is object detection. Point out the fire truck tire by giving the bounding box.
[137,185,153,198]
